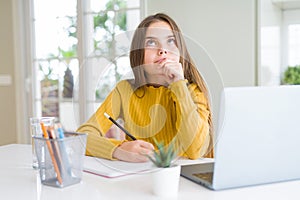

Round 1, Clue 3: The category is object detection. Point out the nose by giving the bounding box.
[158,48,167,55]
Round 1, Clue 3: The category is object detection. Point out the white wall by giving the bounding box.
[146,0,257,87]
[0,0,17,145]
[145,0,258,127]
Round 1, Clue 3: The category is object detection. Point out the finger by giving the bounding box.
[136,140,154,150]
[164,63,184,79]
[133,153,149,162]
[113,147,149,162]
[124,151,149,162]
[139,147,153,156]
[163,65,176,79]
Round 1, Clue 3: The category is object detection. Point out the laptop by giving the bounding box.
[181,86,300,190]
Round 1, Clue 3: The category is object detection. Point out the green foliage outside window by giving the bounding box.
[282,65,300,85]
[93,0,128,101]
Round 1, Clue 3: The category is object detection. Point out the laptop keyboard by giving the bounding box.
[193,172,213,183]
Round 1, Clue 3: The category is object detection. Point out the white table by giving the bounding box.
[1,144,300,200]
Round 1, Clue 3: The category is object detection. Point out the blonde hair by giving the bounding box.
[129,13,214,157]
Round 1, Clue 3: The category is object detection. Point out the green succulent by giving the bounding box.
[147,139,178,168]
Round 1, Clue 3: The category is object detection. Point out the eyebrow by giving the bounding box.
[145,36,156,40]
[145,35,175,40]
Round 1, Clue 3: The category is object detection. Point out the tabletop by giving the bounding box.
[1,144,300,200]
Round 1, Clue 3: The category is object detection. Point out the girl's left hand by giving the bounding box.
[161,60,184,84]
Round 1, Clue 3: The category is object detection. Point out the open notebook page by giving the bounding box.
[83,156,214,178]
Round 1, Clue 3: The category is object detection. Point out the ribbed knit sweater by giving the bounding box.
[76,79,211,160]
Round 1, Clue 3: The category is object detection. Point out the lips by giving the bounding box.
[155,57,167,64]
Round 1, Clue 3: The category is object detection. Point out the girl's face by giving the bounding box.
[143,21,180,82]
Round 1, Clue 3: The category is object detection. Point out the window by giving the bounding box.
[286,23,300,66]
[283,10,300,69]
[282,9,300,84]
[30,0,142,130]
[260,1,300,86]
[260,26,281,85]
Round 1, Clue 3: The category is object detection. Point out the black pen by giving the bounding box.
[104,112,137,140]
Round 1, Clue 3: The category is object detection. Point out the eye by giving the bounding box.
[145,39,158,47]
[167,37,176,46]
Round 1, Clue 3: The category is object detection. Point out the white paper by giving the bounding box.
[83,156,214,178]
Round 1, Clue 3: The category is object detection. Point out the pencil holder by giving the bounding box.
[33,132,87,188]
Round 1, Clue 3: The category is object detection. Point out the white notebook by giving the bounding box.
[83,156,213,178]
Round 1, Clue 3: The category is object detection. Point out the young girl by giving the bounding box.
[77,13,214,162]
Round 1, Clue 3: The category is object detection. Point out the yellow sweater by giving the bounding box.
[76,79,211,160]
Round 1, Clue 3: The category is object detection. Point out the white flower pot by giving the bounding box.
[152,165,181,198]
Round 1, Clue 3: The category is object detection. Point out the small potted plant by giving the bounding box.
[147,139,180,198]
